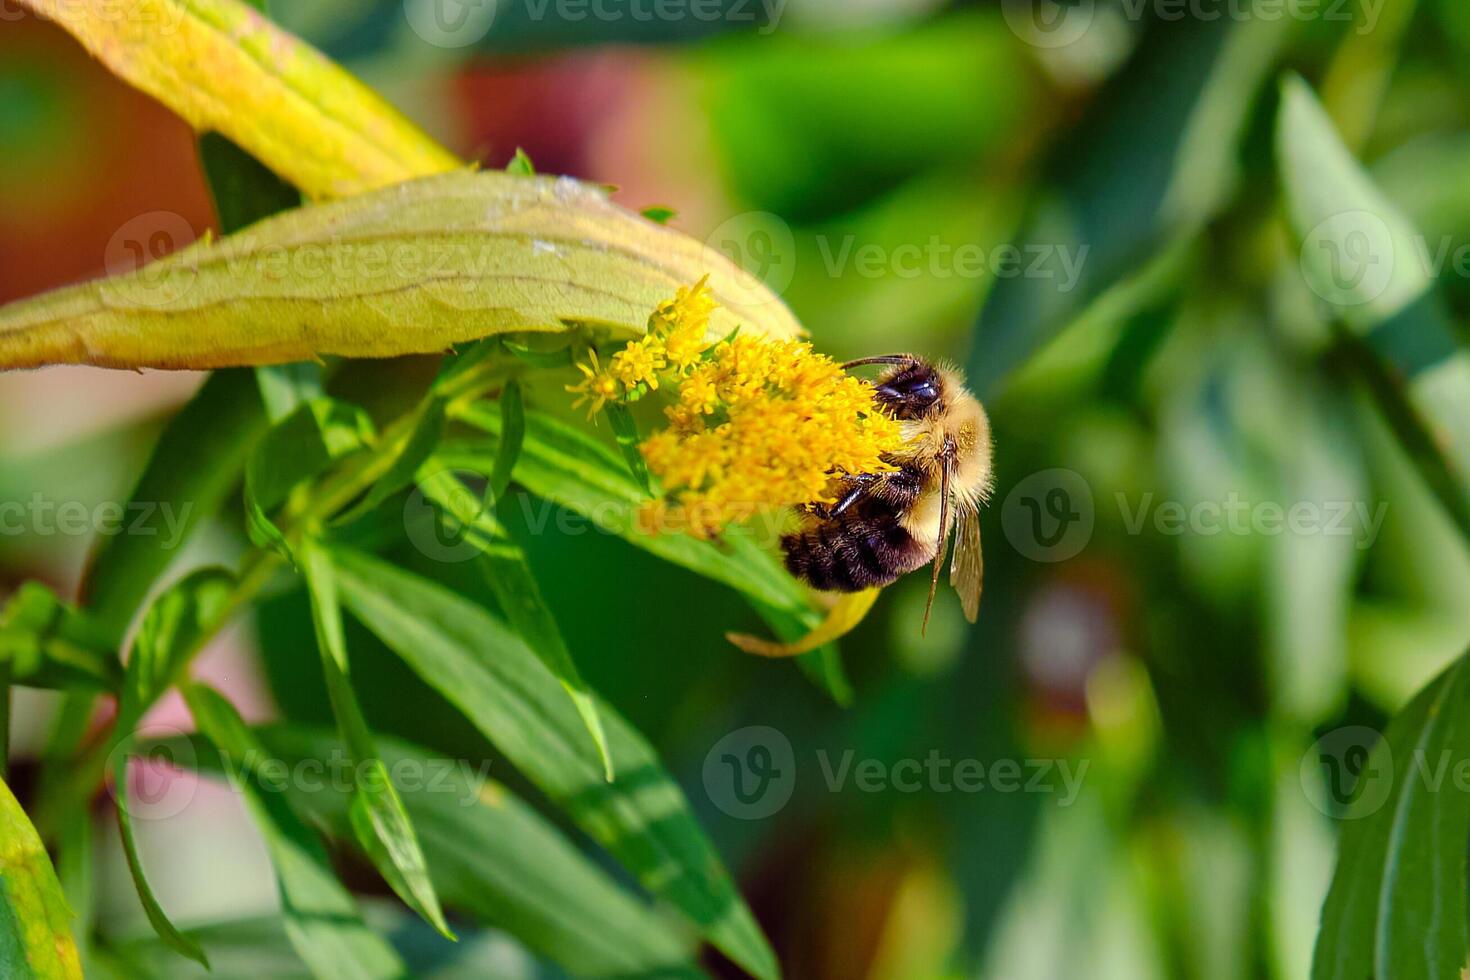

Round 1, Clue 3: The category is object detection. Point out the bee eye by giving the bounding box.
[877,374,940,408]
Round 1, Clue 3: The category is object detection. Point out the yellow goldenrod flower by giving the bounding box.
[654,275,717,372]
[566,349,622,419]
[609,334,668,391]
[570,281,906,537]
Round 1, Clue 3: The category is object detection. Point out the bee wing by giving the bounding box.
[950,502,983,623]
[922,458,953,635]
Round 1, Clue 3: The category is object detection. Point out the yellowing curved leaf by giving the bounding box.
[0,172,803,371]
[0,775,83,979]
[726,588,880,657]
[16,0,457,199]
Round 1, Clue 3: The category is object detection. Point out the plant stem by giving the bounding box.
[34,361,508,834]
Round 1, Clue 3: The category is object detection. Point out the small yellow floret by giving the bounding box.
[566,349,622,419]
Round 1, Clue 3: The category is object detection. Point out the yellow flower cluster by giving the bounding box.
[641,337,905,537]
[568,280,906,537]
[567,277,716,416]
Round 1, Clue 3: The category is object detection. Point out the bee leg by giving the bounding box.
[812,473,881,519]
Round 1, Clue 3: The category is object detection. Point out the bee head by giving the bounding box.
[872,360,943,420]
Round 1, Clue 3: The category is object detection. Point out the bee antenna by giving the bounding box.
[842,355,918,371]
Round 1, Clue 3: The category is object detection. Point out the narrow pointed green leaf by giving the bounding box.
[82,370,268,644]
[300,541,453,941]
[486,381,525,509]
[446,403,851,702]
[183,683,409,980]
[602,401,653,496]
[171,724,703,977]
[1312,649,1470,980]
[504,149,535,176]
[118,569,235,732]
[336,397,447,528]
[255,363,325,424]
[1276,75,1470,539]
[330,547,778,980]
[244,397,376,555]
[968,15,1288,398]
[0,774,83,979]
[111,749,208,968]
[414,465,612,780]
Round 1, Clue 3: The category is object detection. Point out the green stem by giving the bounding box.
[33,361,508,834]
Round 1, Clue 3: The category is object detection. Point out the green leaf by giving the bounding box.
[198,131,301,235]
[256,363,326,424]
[1275,75,1470,539]
[336,397,446,528]
[300,540,453,941]
[641,206,677,224]
[174,724,702,977]
[245,397,376,554]
[111,747,209,968]
[329,547,778,980]
[250,399,376,513]
[414,465,612,780]
[118,569,236,731]
[1311,649,1470,980]
[0,773,83,979]
[199,125,326,430]
[602,401,654,496]
[0,172,804,372]
[504,148,535,176]
[486,380,524,508]
[182,683,409,980]
[0,583,119,693]
[445,403,851,703]
[968,14,1288,398]
[81,369,268,644]
[16,0,459,200]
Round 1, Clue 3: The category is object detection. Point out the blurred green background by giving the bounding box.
[2,0,1469,976]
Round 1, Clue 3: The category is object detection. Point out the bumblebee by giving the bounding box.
[781,355,993,627]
